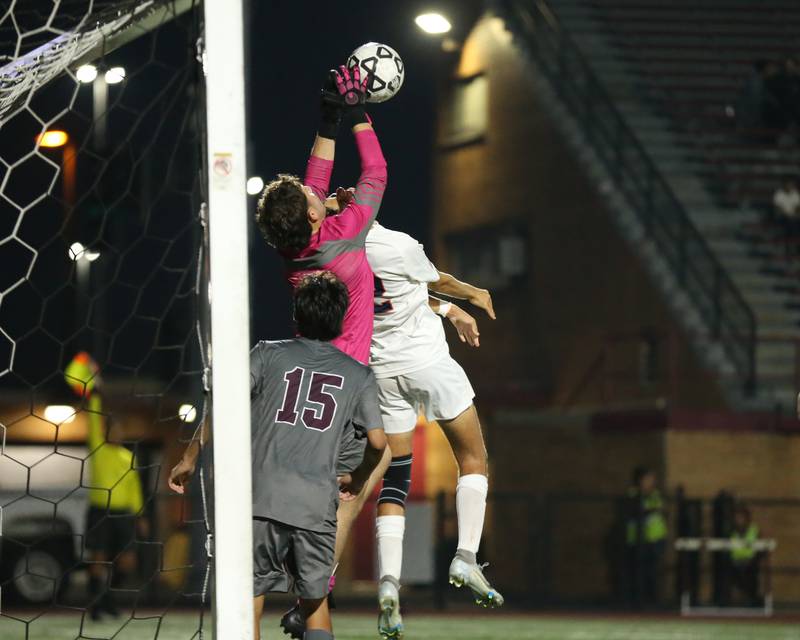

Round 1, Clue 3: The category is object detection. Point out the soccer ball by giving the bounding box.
[346,42,404,104]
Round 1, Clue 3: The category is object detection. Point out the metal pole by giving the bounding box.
[75,257,89,349]
[92,75,108,152]
[203,0,253,637]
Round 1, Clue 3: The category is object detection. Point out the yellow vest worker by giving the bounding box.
[64,352,143,514]
[627,488,668,545]
[731,523,759,565]
[84,394,143,514]
[65,351,144,619]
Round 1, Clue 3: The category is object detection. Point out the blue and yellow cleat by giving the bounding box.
[448,557,505,608]
[377,578,404,639]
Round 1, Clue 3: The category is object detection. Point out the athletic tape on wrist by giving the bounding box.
[436,302,452,317]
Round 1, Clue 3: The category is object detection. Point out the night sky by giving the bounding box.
[246,0,481,340]
[0,1,481,394]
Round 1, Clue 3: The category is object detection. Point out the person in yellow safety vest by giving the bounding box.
[726,503,762,605]
[625,466,667,608]
[64,352,147,620]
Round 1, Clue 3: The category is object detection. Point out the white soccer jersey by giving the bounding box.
[366,222,449,378]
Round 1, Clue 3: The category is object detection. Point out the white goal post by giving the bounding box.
[0,0,254,634]
[203,0,254,637]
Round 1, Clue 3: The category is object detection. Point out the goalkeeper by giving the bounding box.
[64,352,146,620]
[255,65,390,574]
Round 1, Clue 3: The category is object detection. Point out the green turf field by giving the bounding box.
[2,611,800,640]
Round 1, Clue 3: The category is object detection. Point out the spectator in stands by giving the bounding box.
[782,57,800,126]
[736,60,768,133]
[772,177,800,252]
[724,504,762,606]
[762,61,792,135]
[625,466,668,608]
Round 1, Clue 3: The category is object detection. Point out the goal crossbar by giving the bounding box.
[0,0,196,124]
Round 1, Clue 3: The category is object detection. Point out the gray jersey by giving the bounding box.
[250,338,382,533]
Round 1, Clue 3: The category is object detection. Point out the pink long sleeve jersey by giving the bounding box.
[284,129,387,364]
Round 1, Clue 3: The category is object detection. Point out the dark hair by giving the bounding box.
[255,174,310,254]
[293,271,349,341]
[632,465,652,485]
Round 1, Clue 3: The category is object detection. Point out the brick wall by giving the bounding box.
[433,15,724,412]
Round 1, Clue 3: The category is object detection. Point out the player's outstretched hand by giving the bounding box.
[447,304,481,348]
[319,69,345,139]
[335,64,369,106]
[336,186,355,210]
[337,472,365,502]
[469,288,496,320]
[168,455,197,494]
[324,187,354,213]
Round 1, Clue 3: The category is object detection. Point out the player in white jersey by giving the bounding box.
[366,222,502,639]
[324,188,500,638]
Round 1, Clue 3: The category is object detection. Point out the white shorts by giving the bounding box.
[376,355,475,435]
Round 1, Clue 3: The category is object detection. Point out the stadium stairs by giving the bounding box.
[494,0,800,412]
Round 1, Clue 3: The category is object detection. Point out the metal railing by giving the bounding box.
[760,334,800,397]
[433,490,800,607]
[495,0,758,394]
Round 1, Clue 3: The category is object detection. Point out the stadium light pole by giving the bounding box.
[203,0,254,637]
[77,64,125,151]
[415,12,452,34]
[36,129,76,205]
[69,242,100,349]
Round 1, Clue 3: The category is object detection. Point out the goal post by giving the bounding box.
[202,0,254,637]
[0,0,197,123]
[0,0,254,636]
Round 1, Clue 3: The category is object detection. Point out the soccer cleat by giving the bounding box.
[448,557,505,608]
[377,579,404,639]
[279,603,304,640]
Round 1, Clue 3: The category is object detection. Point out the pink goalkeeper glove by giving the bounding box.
[335,64,370,124]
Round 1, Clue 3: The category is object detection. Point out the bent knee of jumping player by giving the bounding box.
[440,405,488,477]
[377,432,414,517]
[457,448,488,477]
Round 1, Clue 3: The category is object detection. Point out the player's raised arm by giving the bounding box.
[303,70,344,201]
[326,65,387,239]
[429,271,496,320]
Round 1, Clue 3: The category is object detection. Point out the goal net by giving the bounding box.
[0,1,226,637]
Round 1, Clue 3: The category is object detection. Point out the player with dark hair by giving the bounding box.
[364,222,503,638]
[169,271,387,640]
[255,64,386,369]
[316,186,503,639]
[256,66,394,632]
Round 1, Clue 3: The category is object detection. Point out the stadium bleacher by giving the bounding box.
[548,0,800,407]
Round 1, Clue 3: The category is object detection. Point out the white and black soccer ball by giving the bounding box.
[346,42,404,104]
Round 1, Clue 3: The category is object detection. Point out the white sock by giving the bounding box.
[456,474,488,555]
[376,515,405,581]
